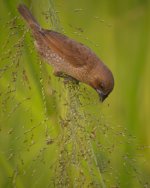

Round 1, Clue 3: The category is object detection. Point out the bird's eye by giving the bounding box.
[99,82,104,90]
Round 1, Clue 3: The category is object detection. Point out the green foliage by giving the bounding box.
[0,0,150,187]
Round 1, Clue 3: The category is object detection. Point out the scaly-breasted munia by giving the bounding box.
[18,4,114,101]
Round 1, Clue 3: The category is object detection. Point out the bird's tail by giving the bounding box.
[18,4,40,31]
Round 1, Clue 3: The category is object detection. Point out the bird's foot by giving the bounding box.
[53,70,79,84]
[54,71,67,78]
[63,76,79,85]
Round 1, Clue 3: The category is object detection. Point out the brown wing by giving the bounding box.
[40,30,98,68]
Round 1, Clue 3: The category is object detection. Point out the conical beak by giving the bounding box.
[96,89,107,102]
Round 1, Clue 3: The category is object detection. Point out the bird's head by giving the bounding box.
[90,67,114,102]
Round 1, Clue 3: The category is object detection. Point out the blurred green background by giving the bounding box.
[0,0,150,187]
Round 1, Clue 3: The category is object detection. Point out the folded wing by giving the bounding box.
[40,30,98,68]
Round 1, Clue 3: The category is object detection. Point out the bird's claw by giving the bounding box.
[63,76,79,85]
[54,70,79,84]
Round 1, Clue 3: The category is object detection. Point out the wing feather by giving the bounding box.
[40,30,98,68]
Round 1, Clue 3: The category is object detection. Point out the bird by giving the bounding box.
[18,4,114,102]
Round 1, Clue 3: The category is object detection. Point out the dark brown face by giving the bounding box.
[92,72,114,102]
[95,82,110,102]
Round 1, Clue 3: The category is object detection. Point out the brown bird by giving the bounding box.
[18,4,114,102]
